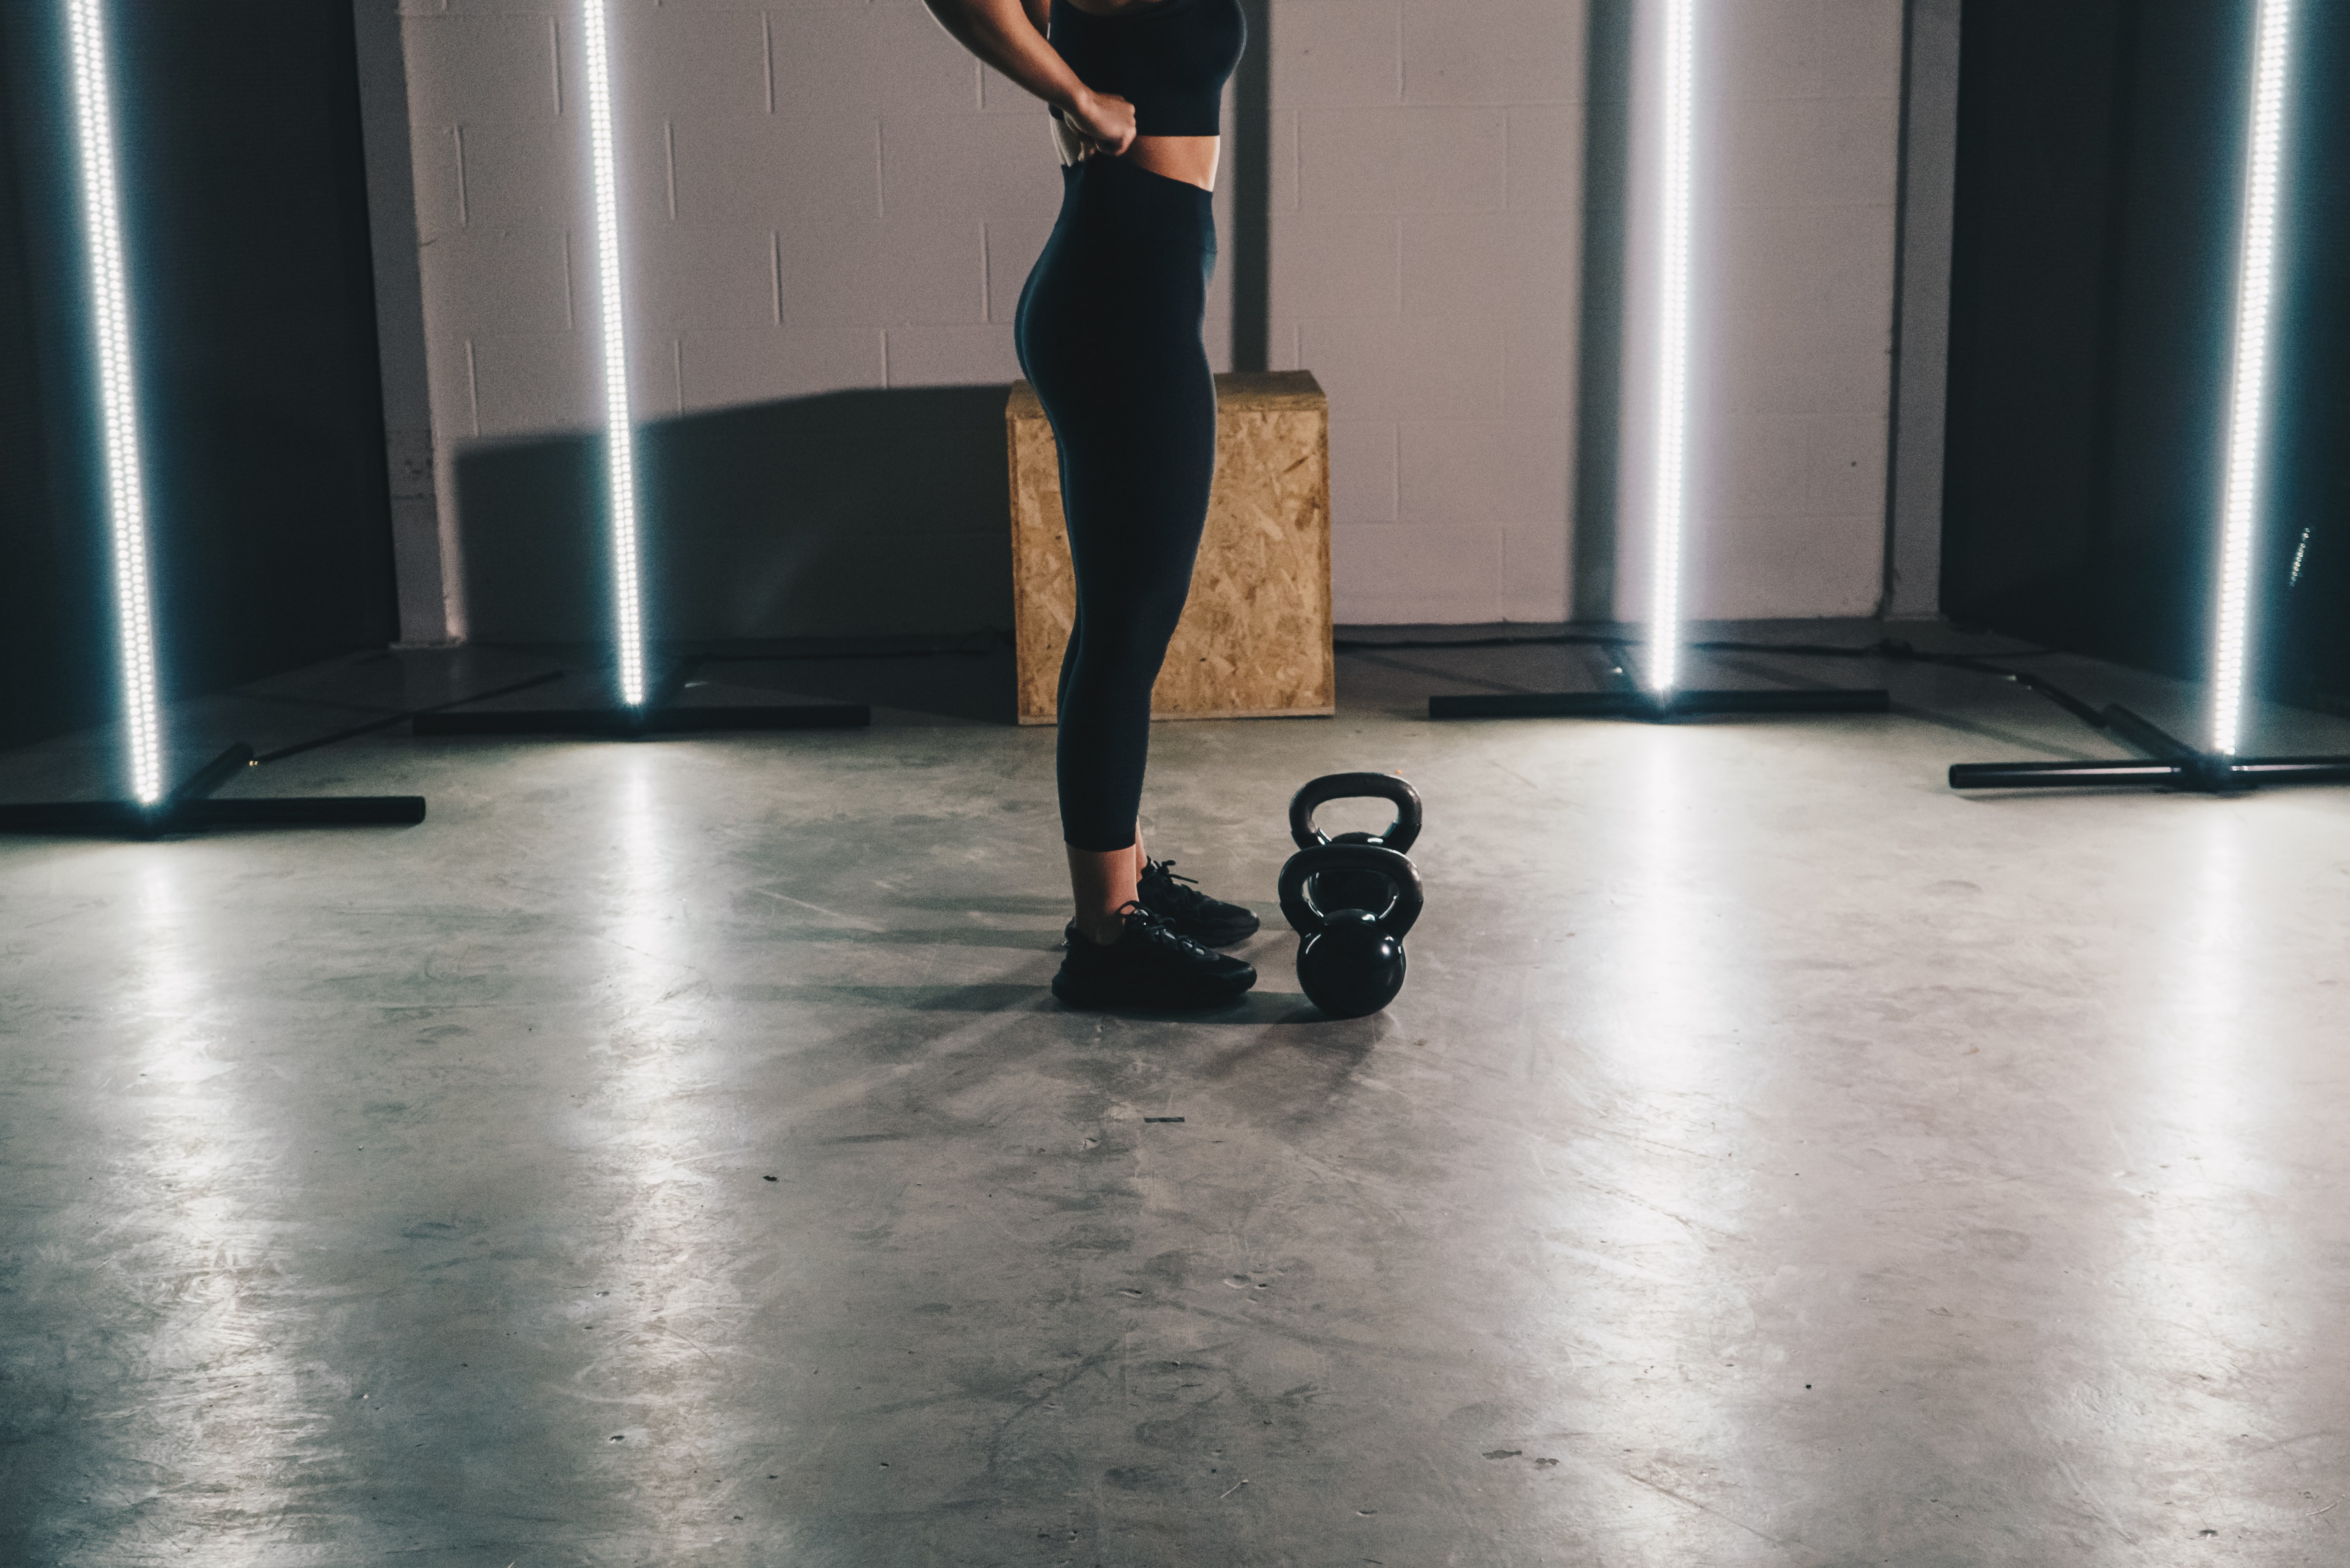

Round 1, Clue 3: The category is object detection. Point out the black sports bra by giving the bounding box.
[1047,0,1245,138]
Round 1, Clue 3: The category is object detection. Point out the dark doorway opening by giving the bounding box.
[1941,0,2350,708]
[0,0,399,755]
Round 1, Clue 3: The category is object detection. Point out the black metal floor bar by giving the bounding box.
[1427,640,1888,721]
[411,653,870,737]
[1949,700,2350,792]
[0,670,586,837]
[0,741,426,836]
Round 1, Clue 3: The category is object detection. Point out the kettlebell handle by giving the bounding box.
[1288,772,1423,853]
[1277,843,1423,939]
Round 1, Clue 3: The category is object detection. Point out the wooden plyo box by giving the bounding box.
[1006,370,1334,725]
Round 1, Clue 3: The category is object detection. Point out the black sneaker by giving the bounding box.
[1136,858,1261,947]
[1053,903,1257,1011]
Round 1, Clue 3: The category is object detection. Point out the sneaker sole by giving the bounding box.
[1160,914,1262,948]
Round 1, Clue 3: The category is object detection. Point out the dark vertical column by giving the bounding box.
[2267,3,2350,705]
[0,4,109,753]
[2077,2,2150,654]
[1939,1,2132,647]
[2081,0,2243,677]
[1230,0,1272,372]
[1569,0,1633,624]
[1939,0,2267,681]
[113,0,401,700]
[0,0,406,756]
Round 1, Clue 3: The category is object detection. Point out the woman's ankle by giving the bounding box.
[1067,840,1142,948]
[1073,912,1126,947]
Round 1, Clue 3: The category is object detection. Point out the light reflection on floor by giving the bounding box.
[1528,729,1774,1558]
[2092,804,2290,1548]
[90,856,315,1559]
[567,749,762,1556]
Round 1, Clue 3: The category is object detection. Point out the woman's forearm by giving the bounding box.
[920,0,1088,114]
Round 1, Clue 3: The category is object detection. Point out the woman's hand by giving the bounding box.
[1063,90,1137,159]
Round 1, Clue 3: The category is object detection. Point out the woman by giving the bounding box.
[923,0,1260,1010]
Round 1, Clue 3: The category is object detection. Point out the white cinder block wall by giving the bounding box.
[1616,0,1905,622]
[398,0,1176,433]
[1695,0,1904,620]
[1265,0,1589,625]
[388,0,1905,632]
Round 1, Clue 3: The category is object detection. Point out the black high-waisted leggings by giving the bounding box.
[1015,154,1217,853]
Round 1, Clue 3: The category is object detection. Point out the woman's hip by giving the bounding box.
[1022,164,1215,311]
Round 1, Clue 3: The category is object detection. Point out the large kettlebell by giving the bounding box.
[1277,842,1424,1019]
[1288,772,1424,919]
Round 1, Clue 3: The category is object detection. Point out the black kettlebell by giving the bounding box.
[1288,772,1424,919]
[1277,842,1424,1019]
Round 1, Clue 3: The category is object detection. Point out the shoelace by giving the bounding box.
[1116,900,1213,959]
[1140,859,1214,913]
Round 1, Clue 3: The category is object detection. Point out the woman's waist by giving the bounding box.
[1054,154,1219,231]
[1121,135,1217,191]
[1050,114,1217,190]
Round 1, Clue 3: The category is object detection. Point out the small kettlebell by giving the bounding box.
[1288,772,1424,919]
[1277,842,1424,1019]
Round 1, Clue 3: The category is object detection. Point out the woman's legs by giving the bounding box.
[1052,470,1207,857]
[1049,446,1180,943]
[1018,158,1245,992]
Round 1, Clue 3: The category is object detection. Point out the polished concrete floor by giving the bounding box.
[6,626,2350,1565]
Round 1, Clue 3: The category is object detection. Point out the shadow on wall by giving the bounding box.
[455,385,1015,644]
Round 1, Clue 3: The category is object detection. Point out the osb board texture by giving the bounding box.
[1007,372,1334,725]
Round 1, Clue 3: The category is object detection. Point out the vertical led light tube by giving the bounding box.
[1645,0,1696,697]
[581,0,646,706]
[65,0,163,803]
[2209,0,2293,756]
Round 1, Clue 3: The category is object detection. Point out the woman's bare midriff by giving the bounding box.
[1121,134,1218,191]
